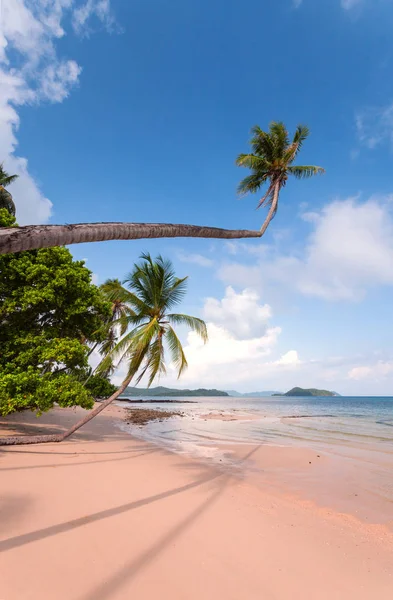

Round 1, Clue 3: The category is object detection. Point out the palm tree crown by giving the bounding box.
[236,122,324,235]
[0,163,18,217]
[99,253,208,387]
[98,278,136,376]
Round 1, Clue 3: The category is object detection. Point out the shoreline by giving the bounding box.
[2,404,392,528]
[1,405,393,599]
[116,404,393,528]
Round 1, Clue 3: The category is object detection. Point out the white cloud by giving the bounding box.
[39,60,82,103]
[219,196,393,301]
[274,350,300,366]
[72,0,114,35]
[0,0,114,224]
[348,361,393,380]
[355,103,393,150]
[110,287,288,389]
[341,0,362,9]
[203,286,272,339]
[177,251,214,268]
[106,284,393,393]
[225,240,271,257]
[301,210,320,223]
[164,317,282,389]
[295,0,364,11]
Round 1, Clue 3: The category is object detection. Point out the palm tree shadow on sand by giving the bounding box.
[79,445,261,600]
[81,474,230,600]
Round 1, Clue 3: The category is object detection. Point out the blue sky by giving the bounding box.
[2,0,393,394]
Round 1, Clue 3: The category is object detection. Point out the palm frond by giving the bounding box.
[163,276,188,311]
[237,173,267,196]
[124,262,155,308]
[95,352,116,377]
[99,326,117,356]
[104,254,208,389]
[235,153,270,172]
[167,314,208,343]
[115,307,135,336]
[126,343,151,381]
[101,279,135,304]
[287,165,325,179]
[100,278,138,333]
[98,322,147,368]
[292,125,310,148]
[249,126,276,162]
[0,164,18,187]
[256,182,275,209]
[144,335,166,387]
[121,319,161,382]
[269,122,289,157]
[165,325,188,378]
[283,125,310,163]
[111,313,147,330]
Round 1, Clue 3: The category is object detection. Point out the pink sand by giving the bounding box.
[1,405,392,599]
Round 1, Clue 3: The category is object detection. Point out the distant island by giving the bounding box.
[273,387,339,397]
[119,386,340,399]
[120,386,229,398]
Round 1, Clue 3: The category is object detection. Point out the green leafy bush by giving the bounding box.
[0,209,111,415]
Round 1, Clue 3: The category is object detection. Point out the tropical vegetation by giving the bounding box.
[0,121,326,444]
[236,122,324,235]
[84,373,118,398]
[0,164,18,216]
[0,252,207,444]
[0,209,111,418]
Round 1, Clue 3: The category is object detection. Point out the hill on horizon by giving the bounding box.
[120,386,229,398]
[273,387,340,397]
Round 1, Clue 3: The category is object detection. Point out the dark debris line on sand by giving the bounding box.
[119,398,196,404]
[124,408,184,426]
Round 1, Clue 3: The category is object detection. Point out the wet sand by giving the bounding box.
[0,405,392,599]
[200,411,260,421]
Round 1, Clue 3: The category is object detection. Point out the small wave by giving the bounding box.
[376,419,393,427]
[283,414,335,419]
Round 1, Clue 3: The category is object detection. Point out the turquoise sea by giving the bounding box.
[117,395,393,454]
[117,395,393,522]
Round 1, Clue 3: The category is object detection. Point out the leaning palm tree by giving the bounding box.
[1,254,207,445]
[0,163,18,216]
[0,122,323,256]
[0,221,261,255]
[236,122,324,235]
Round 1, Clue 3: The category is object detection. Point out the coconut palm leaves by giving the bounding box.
[8,253,208,444]
[97,278,137,377]
[98,253,207,387]
[0,163,18,216]
[236,122,324,235]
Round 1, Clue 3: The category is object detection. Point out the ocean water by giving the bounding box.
[117,395,393,522]
[117,395,393,456]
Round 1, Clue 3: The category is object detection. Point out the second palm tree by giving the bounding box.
[1,253,208,445]
[236,122,324,235]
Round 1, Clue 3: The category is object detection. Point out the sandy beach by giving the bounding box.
[1,405,392,600]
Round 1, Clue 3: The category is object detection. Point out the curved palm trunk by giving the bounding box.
[0,222,262,255]
[260,183,280,236]
[0,377,132,446]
